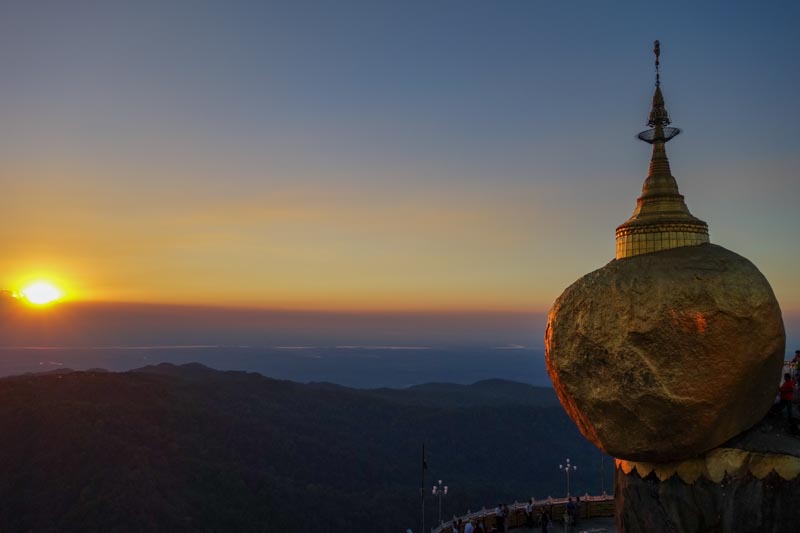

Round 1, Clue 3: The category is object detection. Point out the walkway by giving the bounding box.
[513,516,616,532]
[431,493,614,533]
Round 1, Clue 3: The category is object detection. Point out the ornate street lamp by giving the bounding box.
[559,458,577,496]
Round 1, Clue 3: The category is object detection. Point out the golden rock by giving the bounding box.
[545,243,785,462]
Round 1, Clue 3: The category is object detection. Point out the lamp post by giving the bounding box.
[600,453,606,495]
[432,479,448,524]
[559,458,577,497]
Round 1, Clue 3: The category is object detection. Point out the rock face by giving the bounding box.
[545,243,785,462]
[614,413,800,532]
[615,467,800,533]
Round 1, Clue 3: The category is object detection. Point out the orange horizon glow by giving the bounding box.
[0,164,579,314]
[6,288,798,319]
[1,276,542,314]
[2,259,797,315]
[31,295,549,315]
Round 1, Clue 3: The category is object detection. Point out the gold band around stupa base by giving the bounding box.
[616,447,800,484]
[615,224,709,259]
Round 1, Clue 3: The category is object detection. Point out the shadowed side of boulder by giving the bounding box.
[615,465,800,533]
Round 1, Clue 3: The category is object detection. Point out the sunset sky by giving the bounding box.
[1,1,798,317]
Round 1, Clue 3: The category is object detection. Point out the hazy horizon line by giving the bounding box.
[18,298,552,316]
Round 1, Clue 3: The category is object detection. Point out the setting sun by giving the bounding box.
[21,281,63,305]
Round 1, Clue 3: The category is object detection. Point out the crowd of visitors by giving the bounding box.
[776,350,800,424]
[439,501,555,533]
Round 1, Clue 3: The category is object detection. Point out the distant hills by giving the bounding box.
[346,378,561,408]
[0,344,553,388]
[0,363,605,532]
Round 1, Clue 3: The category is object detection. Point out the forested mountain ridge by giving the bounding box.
[0,363,601,532]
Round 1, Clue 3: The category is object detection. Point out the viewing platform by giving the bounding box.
[431,493,615,533]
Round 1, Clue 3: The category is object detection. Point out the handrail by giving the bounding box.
[431,492,614,533]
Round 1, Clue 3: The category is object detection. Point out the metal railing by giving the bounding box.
[431,492,614,533]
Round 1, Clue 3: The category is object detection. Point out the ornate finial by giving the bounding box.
[638,40,679,143]
[654,40,661,87]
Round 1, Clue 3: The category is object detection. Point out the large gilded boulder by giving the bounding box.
[545,243,785,462]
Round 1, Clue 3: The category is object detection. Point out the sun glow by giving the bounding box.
[21,282,63,305]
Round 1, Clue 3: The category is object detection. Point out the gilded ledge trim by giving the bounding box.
[616,447,800,484]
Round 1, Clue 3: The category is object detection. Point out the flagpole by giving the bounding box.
[421,442,426,533]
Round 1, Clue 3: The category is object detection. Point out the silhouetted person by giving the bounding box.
[565,497,576,526]
[792,350,800,381]
[540,508,550,533]
[780,372,795,418]
[525,498,534,527]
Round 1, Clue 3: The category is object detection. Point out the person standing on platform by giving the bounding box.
[793,350,800,381]
[779,372,795,419]
[525,498,534,527]
[540,508,550,533]
[493,504,502,533]
[565,497,576,526]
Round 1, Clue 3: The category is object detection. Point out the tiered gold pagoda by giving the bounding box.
[615,40,709,259]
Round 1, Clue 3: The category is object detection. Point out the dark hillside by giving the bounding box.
[308,377,558,408]
[0,364,602,532]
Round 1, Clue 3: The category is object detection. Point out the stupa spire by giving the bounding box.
[615,41,709,259]
[647,41,670,127]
